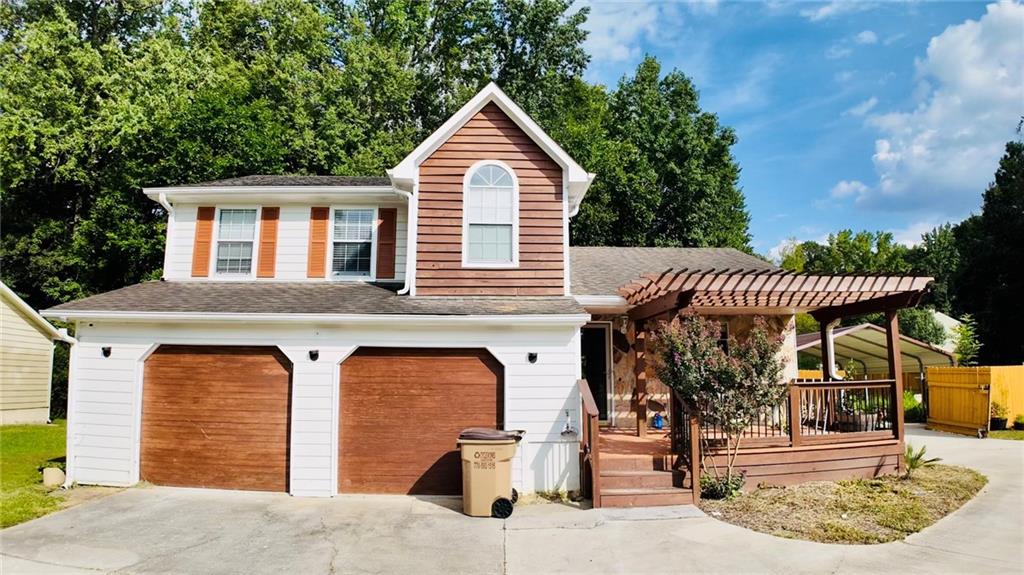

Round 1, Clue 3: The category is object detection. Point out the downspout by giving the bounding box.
[157,193,174,279]
[396,184,417,296]
[59,327,79,489]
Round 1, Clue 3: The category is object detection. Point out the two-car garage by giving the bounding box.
[139,346,503,495]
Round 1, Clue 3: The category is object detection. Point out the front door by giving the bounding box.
[581,325,610,421]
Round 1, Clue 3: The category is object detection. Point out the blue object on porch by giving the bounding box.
[652,413,664,430]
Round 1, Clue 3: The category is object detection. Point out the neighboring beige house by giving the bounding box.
[1,281,71,424]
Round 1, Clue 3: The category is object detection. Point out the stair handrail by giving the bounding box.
[577,378,601,507]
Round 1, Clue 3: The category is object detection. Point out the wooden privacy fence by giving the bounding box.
[926,366,1024,436]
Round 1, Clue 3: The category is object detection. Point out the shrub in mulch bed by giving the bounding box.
[699,464,986,544]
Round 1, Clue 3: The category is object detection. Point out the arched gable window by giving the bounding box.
[463,161,518,266]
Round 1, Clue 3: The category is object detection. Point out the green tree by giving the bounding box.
[955,140,1024,364]
[952,314,982,366]
[862,308,947,347]
[906,223,959,314]
[594,56,751,250]
[799,230,910,275]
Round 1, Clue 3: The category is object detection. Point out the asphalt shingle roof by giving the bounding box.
[569,246,775,296]
[44,281,585,316]
[184,175,391,187]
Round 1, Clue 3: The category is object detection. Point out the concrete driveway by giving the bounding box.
[2,426,1021,575]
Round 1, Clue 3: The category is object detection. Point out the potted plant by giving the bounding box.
[1013,414,1024,431]
[837,394,882,432]
[990,402,1009,431]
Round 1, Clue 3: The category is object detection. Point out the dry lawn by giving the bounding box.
[700,465,986,544]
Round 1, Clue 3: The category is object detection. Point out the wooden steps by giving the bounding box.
[597,454,693,508]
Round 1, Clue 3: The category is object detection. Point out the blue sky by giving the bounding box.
[574,1,1024,258]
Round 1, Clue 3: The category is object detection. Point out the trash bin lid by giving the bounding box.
[458,428,524,442]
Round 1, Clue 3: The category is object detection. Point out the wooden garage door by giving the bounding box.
[141,346,292,492]
[339,348,503,494]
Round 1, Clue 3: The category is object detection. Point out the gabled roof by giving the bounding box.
[175,175,391,188]
[570,247,774,296]
[389,82,595,216]
[1,282,70,342]
[797,323,955,371]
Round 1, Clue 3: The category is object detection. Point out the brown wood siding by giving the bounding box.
[190,206,215,277]
[339,348,503,495]
[141,346,292,492]
[706,440,902,489]
[307,207,329,278]
[376,208,397,279]
[257,207,280,278]
[416,103,565,296]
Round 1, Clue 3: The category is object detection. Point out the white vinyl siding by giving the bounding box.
[68,319,583,496]
[163,203,407,282]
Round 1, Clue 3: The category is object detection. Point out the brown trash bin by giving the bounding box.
[457,428,524,518]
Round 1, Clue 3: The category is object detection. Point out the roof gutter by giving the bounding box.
[41,310,591,327]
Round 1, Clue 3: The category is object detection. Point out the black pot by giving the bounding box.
[990,417,1008,431]
[1013,421,1024,431]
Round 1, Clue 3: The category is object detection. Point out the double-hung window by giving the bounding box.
[332,209,374,278]
[215,208,257,274]
[464,162,517,266]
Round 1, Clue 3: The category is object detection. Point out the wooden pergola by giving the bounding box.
[617,268,934,438]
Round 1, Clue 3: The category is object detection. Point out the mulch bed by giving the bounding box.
[699,464,987,544]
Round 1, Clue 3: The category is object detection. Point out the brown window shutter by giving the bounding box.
[376,208,398,279]
[257,207,280,278]
[307,207,329,278]
[191,206,216,277]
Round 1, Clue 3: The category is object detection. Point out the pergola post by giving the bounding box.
[634,319,647,438]
[885,309,906,468]
[819,319,839,380]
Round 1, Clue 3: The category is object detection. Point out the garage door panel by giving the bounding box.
[339,348,502,495]
[141,345,291,492]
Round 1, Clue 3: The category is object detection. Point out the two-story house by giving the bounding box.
[46,83,930,506]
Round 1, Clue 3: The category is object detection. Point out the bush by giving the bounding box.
[904,391,925,423]
[990,402,1008,419]
[701,473,745,500]
[1015,415,1024,425]
[904,444,941,478]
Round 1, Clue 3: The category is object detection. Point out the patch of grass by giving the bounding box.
[990,429,1024,441]
[1,420,67,528]
[700,464,987,544]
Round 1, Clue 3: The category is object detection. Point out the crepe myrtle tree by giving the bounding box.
[653,314,787,497]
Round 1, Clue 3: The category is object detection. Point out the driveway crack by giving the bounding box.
[318,515,340,574]
[502,519,508,575]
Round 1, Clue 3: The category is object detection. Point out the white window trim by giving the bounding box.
[327,205,378,281]
[461,159,520,269]
[210,206,261,280]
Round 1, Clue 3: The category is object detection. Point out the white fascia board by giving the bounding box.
[574,295,628,307]
[1,282,70,341]
[389,82,594,210]
[41,310,591,327]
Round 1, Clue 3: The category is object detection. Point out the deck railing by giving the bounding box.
[695,378,900,451]
[577,379,601,507]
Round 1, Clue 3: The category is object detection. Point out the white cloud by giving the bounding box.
[843,96,878,117]
[855,30,878,44]
[890,219,943,247]
[834,70,855,84]
[829,180,870,199]
[800,1,875,22]
[825,44,852,59]
[856,1,1024,214]
[575,1,661,63]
